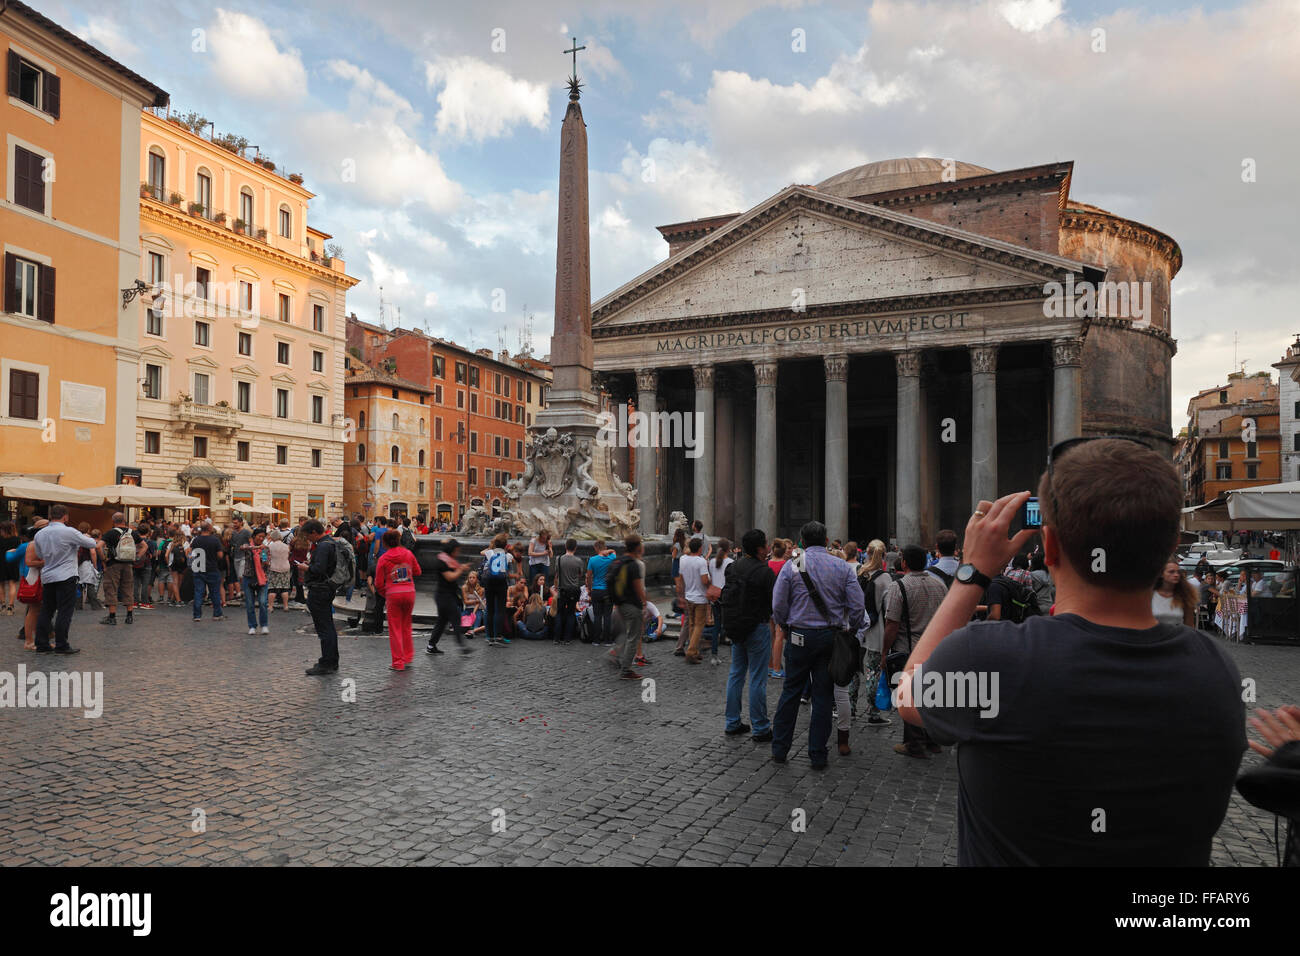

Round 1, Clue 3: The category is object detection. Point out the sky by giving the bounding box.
[46,0,1300,424]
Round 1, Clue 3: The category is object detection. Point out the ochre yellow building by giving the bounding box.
[1,1,167,486]
[135,107,359,522]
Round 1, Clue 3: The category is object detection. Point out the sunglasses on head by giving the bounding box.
[1044,435,1153,522]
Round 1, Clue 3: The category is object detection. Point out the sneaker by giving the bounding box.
[137,603,154,610]
[832,708,839,718]
[867,715,892,726]
[618,669,640,680]
[725,723,751,736]
[212,615,225,621]
[426,645,445,655]
[100,616,116,626]
[770,669,785,679]
[52,646,81,655]
[800,696,810,706]
[635,655,651,666]
[752,730,773,742]
[193,618,202,623]
[893,743,928,759]
[305,663,338,675]
[124,612,133,624]
[248,628,257,635]
[710,655,720,666]
[260,626,269,635]
[388,664,405,671]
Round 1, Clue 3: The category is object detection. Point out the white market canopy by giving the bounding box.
[1182,481,1300,531]
[0,477,105,507]
[78,485,202,508]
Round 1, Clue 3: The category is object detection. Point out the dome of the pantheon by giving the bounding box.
[815,157,994,198]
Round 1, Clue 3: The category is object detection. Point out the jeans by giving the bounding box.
[35,578,77,651]
[133,564,154,604]
[192,570,223,619]
[242,581,269,629]
[590,590,611,644]
[726,622,772,735]
[427,592,465,649]
[771,626,835,765]
[556,588,580,642]
[307,585,338,667]
[484,581,507,641]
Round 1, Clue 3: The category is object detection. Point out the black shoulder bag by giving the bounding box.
[797,566,862,686]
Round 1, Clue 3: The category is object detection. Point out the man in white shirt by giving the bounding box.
[32,504,96,654]
[675,537,711,663]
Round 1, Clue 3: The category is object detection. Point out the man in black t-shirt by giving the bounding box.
[898,439,1245,866]
[425,539,471,656]
[187,522,225,622]
[610,534,646,680]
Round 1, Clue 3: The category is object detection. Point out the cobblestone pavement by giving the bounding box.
[0,594,1294,866]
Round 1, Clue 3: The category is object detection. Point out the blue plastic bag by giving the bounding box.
[875,669,893,712]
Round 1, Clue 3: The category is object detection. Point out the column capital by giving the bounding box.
[753,361,778,388]
[970,344,999,375]
[895,350,921,379]
[824,353,848,382]
[635,368,658,393]
[692,364,715,389]
[1052,338,1084,367]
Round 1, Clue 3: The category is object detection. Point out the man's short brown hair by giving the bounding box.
[1038,439,1180,590]
[624,533,642,553]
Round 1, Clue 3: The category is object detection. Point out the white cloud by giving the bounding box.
[76,17,138,60]
[998,0,1065,33]
[206,9,308,100]
[425,56,550,142]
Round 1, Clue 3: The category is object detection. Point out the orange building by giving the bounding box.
[0,2,167,489]
[1182,370,1280,505]
[346,319,548,522]
[133,106,359,521]
[342,360,433,520]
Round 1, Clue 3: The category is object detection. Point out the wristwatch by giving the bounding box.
[954,564,992,590]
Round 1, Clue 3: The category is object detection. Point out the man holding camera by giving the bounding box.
[897,439,1245,865]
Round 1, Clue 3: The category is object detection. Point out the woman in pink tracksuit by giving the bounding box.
[373,529,421,671]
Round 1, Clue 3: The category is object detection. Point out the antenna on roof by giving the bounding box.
[396,306,402,329]
[377,286,387,329]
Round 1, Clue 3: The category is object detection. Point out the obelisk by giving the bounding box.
[539,66,598,423]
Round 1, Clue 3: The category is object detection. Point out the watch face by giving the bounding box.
[957,564,980,584]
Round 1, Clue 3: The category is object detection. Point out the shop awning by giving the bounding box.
[79,485,202,508]
[1182,481,1300,531]
[0,477,104,506]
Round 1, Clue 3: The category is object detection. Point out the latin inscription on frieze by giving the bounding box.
[655,312,971,353]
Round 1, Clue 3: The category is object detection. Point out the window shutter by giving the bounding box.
[13,147,32,210]
[44,73,59,118]
[3,253,15,313]
[38,264,55,323]
[6,50,18,97]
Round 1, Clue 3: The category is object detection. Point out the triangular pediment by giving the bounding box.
[270,372,297,385]
[230,364,259,378]
[593,186,1093,327]
[306,378,330,392]
[186,355,220,370]
[140,344,173,360]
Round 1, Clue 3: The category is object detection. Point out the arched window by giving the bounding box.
[391,445,400,463]
[278,203,292,239]
[418,450,425,467]
[239,187,254,230]
[358,443,366,462]
[358,410,365,429]
[392,413,400,430]
[147,147,166,197]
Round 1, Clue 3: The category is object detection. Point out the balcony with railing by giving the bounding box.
[145,106,307,187]
[172,398,241,435]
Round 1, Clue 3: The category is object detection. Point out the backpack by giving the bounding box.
[928,566,954,589]
[482,549,510,581]
[720,559,762,638]
[400,527,416,551]
[609,555,636,604]
[327,538,356,589]
[859,569,888,628]
[995,575,1040,624]
[113,530,137,563]
[170,544,186,572]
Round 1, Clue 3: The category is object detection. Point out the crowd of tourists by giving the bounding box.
[4,437,1299,865]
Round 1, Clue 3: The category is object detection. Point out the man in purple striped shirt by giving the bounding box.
[770,520,867,769]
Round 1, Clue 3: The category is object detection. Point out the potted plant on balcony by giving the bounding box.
[215,400,231,408]
[261,160,275,172]
[256,228,268,241]
[169,192,183,207]
[188,201,205,217]
[176,391,193,403]
[213,211,227,225]
[288,173,304,185]
[140,183,155,199]
[232,219,247,235]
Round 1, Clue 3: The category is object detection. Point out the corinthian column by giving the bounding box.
[635,368,658,535]
[754,361,779,535]
[895,351,921,547]
[1052,338,1084,446]
[970,344,998,509]
[692,364,715,534]
[824,354,849,543]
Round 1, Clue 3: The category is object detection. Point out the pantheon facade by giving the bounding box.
[591,158,1182,546]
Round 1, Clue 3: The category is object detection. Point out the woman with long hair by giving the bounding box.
[0,520,20,615]
[462,571,486,636]
[1152,560,1197,627]
[855,540,893,728]
[518,592,548,640]
[768,539,790,678]
[164,532,187,607]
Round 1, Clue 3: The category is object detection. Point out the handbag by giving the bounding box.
[875,669,894,712]
[17,575,42,605]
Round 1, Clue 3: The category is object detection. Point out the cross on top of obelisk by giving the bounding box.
[564,36,586,100]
